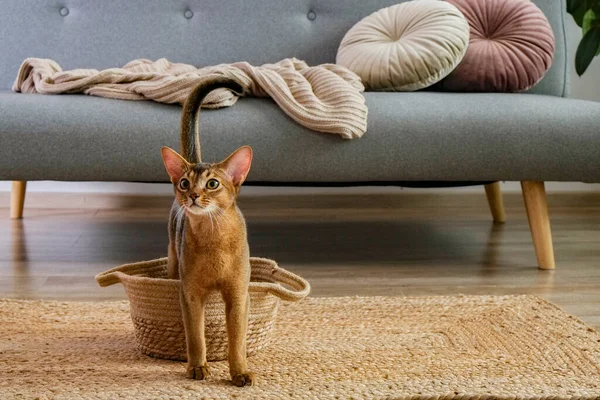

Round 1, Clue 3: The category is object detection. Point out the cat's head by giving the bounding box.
[160,146,252,216]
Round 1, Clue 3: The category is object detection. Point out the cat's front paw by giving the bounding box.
[186,363,211,380]
[232,371,256,387]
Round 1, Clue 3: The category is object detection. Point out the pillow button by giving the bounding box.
[184,10,193,19]
[307,11,316,21]
[59,7,69,16]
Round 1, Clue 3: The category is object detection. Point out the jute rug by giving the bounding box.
[1,295,600,400]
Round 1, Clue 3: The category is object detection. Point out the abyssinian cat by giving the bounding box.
[160,78,255,387]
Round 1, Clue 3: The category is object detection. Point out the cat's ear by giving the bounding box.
[161,146,189,183]
[220,146,253,187]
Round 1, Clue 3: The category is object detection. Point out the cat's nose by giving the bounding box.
[190,193,200,201]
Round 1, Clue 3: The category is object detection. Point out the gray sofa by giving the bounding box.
[1,0,599,270]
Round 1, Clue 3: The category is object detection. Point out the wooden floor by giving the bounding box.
[1,191,599,329]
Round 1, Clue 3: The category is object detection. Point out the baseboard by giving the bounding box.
[1,190,599,211]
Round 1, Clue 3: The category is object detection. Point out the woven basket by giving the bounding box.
[95,257,310,361]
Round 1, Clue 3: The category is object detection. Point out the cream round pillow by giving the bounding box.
[336,0,470,91]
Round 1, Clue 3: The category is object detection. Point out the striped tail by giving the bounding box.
[180,77,244,163]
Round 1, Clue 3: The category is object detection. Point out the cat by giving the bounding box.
[160,77,255,387]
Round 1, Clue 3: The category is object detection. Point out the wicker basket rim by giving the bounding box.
[95,256,310,302]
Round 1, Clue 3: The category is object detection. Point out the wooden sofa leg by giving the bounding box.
[484,182,506,223]
[10,181,27,219]
[521,181,555,270]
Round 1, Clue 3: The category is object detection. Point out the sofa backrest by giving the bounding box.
[0,0,569,96]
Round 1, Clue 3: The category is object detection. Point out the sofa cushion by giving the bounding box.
[336,0,469,91]
[441,0,555,92]
[0,91,598,183]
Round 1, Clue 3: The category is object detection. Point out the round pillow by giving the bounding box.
[442,0,555,92]
[336,0,470,92]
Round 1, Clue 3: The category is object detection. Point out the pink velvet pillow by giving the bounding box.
[442,0,555,92]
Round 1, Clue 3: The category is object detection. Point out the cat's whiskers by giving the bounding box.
[211,206,228,232]
[212,205,226,218]
[176,203,185,218]
[175,203,186,229]
[207,208,215,234]
[213,206,227,233]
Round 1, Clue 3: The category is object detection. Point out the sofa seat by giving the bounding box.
[1,90,598,183]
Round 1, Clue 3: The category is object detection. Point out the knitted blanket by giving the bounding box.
[13,58,368,139]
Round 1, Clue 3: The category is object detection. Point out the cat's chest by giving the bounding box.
[179,230,247,275]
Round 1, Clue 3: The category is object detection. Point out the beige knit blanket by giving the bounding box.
[13,57,367,139]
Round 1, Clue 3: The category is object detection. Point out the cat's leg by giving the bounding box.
[180,287,210,380]
[167,203,180,279]
[222,286,255,387]
[167,238,179,280]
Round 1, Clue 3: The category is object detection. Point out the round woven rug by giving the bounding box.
[1,295,600,399]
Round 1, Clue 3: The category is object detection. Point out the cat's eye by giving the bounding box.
[179,178,190,191]
[206,179,220,190]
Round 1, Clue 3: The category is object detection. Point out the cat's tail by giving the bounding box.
[180,77,244,163]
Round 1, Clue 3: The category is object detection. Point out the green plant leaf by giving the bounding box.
[591,3,600,55]
[581,4,600,55]
[582,9,597,35]
[568,0,590,26]
[575,26,600,75]
[567,0,585,14]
